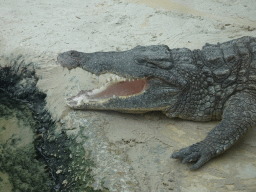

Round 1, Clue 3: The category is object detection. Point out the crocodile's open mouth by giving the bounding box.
[66,76,149,108]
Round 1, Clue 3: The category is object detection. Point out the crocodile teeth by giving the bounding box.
[113,95,116,98]
[83,72,142,88]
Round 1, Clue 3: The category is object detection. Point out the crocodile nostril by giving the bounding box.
[70,50,80,57]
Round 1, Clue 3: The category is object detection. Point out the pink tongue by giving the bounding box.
[93,79,147,99]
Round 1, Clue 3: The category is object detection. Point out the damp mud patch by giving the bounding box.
[0,54,103,192]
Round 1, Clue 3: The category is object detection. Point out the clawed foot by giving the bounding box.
[171,142,215,170]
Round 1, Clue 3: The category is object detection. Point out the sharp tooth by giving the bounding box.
[124,78,126,81]
[129,78,131,82]
[113,95,116,98]
[132,79,134,81]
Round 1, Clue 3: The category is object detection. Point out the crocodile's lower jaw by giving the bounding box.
[66,75,148,109]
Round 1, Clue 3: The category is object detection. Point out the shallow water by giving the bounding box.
[0,98,53,192]
[0,109,33,192]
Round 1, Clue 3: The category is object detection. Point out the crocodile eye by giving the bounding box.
[135,58,147,64]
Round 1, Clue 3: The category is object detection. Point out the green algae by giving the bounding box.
[42,126,108,192]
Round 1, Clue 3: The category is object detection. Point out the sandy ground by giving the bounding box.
[1,0,256,191]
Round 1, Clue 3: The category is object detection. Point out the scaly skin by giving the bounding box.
[58,36,256,170]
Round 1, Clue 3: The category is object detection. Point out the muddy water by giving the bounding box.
[0,99,53,192]
[0,115,33,192]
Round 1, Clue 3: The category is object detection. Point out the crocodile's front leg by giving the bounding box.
[171,92,256,170]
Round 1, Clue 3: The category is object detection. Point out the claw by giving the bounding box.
[189,156,210,170]
[182,153,200,164]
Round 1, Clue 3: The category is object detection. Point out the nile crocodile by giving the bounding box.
[57,36,256,170]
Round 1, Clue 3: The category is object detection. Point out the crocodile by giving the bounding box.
[57,36,256,170]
